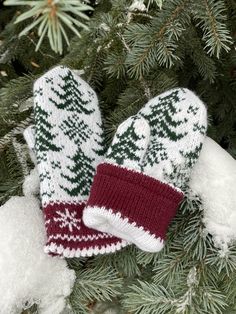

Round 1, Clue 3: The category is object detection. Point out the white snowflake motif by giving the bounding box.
[54,208,81,232]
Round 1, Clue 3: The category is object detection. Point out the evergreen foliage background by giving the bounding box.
[0,0,236,313]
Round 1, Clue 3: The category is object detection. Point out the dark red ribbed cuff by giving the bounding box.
[87,163,184,240]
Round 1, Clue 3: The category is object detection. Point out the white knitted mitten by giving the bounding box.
[27,66,126,257]
[84,88,207,252]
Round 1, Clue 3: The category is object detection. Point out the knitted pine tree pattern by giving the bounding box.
[84,88,207,253]
[34,67,100,204]
[61,150,95,197]
[106,88,207,191]
[106,116,150,171]
[48,70,95,114]
[33,66,126,257]
[34,104,62,156]
[139,88,207,190]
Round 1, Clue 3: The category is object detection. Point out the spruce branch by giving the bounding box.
[125,0,191,78]
[105,51,127,79]
[136,250,160,267]
[124,267,228,314]
[222,271,236,307]
[182,212,209,260]
[182,26,217,83]
[12,137,30,177]
[172,266,227,314]
[193,0,233,57]
[0,75,34,120]
[4,0,93,54]
[91,246,141,277]
[0,142,27,204]
[0,114,33,152]
[72,266,123,302]
[70,265,123,313]
[152,250,188,286]
[206,246,236,276]
[196,285,228,314]
[0,177,23,204]
[123,281,175,314]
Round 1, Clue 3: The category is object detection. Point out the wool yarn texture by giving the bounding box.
[28,66,126,258]
[83,88,207,252]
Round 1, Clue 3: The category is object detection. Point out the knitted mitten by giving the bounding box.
[30,66,126,257]
[83,88,207,252]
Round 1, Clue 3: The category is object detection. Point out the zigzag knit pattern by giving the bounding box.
[84,88,207,253]
[31,66,126,257]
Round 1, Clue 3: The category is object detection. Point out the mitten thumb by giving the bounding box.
[105,115,150,172]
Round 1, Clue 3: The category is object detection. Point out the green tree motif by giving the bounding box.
[106,121,146,165]
[48,70,95,114]
[59,111,96,196]
[34,105,61,158]
[61,149,95,197]
[142,90,187,141]
[92,122,106,157]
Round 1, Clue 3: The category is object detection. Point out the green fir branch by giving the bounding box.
[91,246,142,278]
[70,265,123,313]
[0,114,33,152]
[4,0,93,54]
[0,74,34,117]
[125,0,191,78]
[182,25,217,82]
[123,281,175,314]
[192,0,233,57]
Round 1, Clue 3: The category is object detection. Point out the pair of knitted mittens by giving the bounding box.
[25,65,207,257]
[24,66,127,258]
[84,88,207,252]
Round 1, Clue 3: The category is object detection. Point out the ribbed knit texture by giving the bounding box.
[84,88,207,252]
[32,66,126,257]
[88,163,183,239]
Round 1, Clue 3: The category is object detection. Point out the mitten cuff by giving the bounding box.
[84,163,184,252]
[43,202,127,257]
